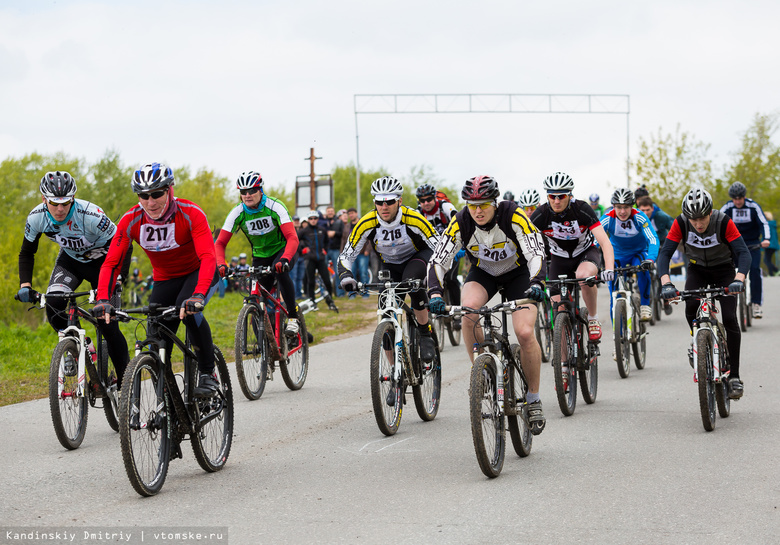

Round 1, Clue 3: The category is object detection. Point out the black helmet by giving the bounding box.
[728,182,747,199]
[40,171,77,203]
[503,191,515,201]
[415,183,436,199]
[681,188,713,219]
[634,185,649,199]
[462,175,500,201]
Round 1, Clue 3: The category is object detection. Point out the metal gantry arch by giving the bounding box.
[354,93,630,214]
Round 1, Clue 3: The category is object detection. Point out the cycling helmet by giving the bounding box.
[503,191,515,202]
[634,185,649,199]
[236,171,263,190]
[370,176,404,199]
[462,175,500,201]
[589,193,600,203]
[132,162,174,194]
[231,256,239,263]
[728,181,747,199]
[611,188,635,205]
[681,188,713,219]
[415,183,436,199]
[40,171,77,203]
[239,252,247,259]
[518,188,541,208]
[542,172,575,194]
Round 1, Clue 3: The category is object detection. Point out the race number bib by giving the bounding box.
[375,225,412,256]
[473,242,517,263]
[246,216,277,236]
[614,219,638,238]
[140,224,179,252]
[54,234,92,252]
[551,220,581,240]
[686,231,718,249]
[731,208,751,224]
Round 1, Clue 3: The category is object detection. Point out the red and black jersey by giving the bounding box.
[530,199,601,258]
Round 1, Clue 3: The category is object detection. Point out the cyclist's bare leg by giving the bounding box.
[577,260,600,317]
[512,305,540,393]
[461,281,490,363]
[413,308,429,327]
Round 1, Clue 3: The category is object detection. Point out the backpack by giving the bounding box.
[436,190,452,204]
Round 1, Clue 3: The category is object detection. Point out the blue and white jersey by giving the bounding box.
[720,199,770,244]
[24,199,117,263]
[600,208,659,261]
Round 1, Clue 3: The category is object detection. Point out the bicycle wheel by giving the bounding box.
[444,291,461,347]
[119,353,171,496]
[234,304,269,400]
[280,312,309,390]
[632,314,647,370]
[738,293,747,332]
[49,337,88,450]
[192,347,234,472]
[552,313,577,416]
[369,321,403,436]
[99,340,119,432]
[535,299,552,363]
[696,330,717,432]
[469,354,505,478]
[578,307,598,405]
[651,274,662,324]
[506,344,532,458]
[433,313,446,352]
[412,336,441,422]
[613,299,631,379]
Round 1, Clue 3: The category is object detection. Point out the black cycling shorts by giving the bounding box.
[464,265,531,301]
[380,249,432,311]
[548,245,601,296]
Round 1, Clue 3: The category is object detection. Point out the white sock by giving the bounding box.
[588,314,598,321]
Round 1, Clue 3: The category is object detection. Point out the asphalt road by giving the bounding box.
[1,279,778,545]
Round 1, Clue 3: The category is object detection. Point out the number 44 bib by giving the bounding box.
[140,224,179,252]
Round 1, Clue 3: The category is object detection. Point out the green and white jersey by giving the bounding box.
[221,197,292,258]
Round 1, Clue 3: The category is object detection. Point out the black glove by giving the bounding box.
[340,272,358,292]
[183,293,206,313]
[428,297,446,315]
[218,264,228,277]
[640,259,655,271]
[92,299,115,319]
[661,283,678,300]
[16,287,38,303]
[727,279,744,294]
[524,284,546,302]
[274,258,290,274]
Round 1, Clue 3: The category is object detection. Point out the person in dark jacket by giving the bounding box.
[299,210,338,311]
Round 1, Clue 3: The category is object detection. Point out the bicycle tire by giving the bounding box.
[280,312,309,390]
[119,353,171,496]
[99,340,119,432]
[433,313,446,352]
[578,307,598,405]
[651,274,662,324]
[632,314,647,370]
[469,354,505,477]
[412,336,441,422]
[738,293,747,332]
[369,321,403,436]
[49,337,88,450]
[696,330,717,432]
[613,299,630,379]
[444,291,461,347]
[506,344,532,458]
[552,313,577,416]
[535,298,552,363]
[191,346,234,472]
[234,304,269,400]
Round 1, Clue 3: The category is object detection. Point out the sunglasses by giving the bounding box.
[525,205,537,212]
[548,194,569,201]
[48,199,73,207]
[375,199,397,207]
[467,202,493,211]
[138,190,167,201]
[240,187,261,196]
[418,197,435,204]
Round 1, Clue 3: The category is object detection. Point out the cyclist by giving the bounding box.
[214,171,301,333]
[299,209,338,311]
[338,176,439,363]
[600,188,659,322]
[531,172,615,344]
[518,188,541,217]
[589,193,605,217]
[18,171,130,387]
[323,206,345,297]
[427,175,548,434]
[657,188,750,399]
[503,190,517,205]
[237,253,249,272]
[94,163,220,394]
[720,181,771,318]
[636,195,674,244]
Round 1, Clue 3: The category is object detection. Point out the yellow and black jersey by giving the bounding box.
[428,201,546,294]
[338,206,438,277]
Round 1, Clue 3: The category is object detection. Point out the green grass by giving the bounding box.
[0,292,377,407]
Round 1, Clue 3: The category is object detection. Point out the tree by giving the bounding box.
[331,162,389,215]
[401,164,463,209]
[632,125,714,213]
[81,149,136,222]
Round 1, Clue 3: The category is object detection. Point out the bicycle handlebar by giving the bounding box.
[674,286,733,301]
[114,304,180,322]
[545,275,602,287]
[16,289,97,306]
[444,297,536,316]
[358,279,423,292]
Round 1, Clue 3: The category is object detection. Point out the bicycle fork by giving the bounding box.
[692,326,726,385]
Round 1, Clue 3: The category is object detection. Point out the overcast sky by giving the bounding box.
[2,0,778,206]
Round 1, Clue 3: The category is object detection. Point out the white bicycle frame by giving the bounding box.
[691,297,727,385]
[374,281,421,388]
[611,273,638,342]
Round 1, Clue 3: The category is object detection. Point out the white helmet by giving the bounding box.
[543,172,575,193]
[517,188,541,208]
[370,176,403,199]
[236,171,263,190]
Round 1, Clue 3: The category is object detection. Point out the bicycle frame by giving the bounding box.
[371,281,421,389]
[611,266,648,344]
[689,293,729,386]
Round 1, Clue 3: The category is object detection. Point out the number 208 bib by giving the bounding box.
[140,224,180,252]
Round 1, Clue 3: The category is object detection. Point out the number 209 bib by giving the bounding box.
[140,224,180,252]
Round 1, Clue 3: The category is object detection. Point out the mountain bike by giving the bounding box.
[115,304,233,496]
[546,275,602,416]
[611,264,649,379]
[431,288,462,352]
[230,266,310,400]
[447,298,535,478]
[649,267,663,324]
[534,288,553,363]
[16,290,120,450]
[671,286,733,431]
[358,272,442,436]
[737,245,759,331]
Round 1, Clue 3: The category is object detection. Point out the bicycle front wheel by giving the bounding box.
[613,299,631,379]
[119,353,171,497]
[651,274,662,324]
[506,344,532,458]
[535,298,552,363]
[235,304,269,400]
[579,307,598,405]
[99,339,119,432]
[369,321,403,436]
[469,354,505,477]
[412,337,441,422]
[696,330,717,432]
[632,316,647,370]
[49,337,88,450]
[280,312,309,390]
[552,313,577,416]
[444,292,461,347]
[192,347,234,472]
[433,313,446,352]
[738,293,748,332]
